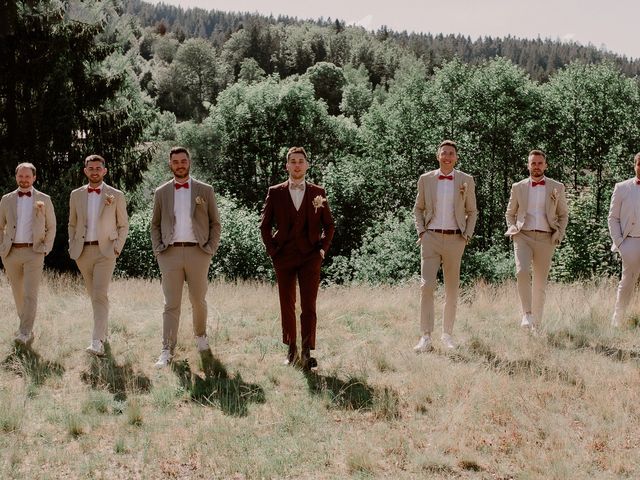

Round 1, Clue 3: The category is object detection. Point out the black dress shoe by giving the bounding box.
[301,348,317,370]
[284,345,299,365]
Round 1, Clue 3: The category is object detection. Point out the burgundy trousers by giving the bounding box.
[273,247,322,350]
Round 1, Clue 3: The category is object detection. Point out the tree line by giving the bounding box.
[1,0,639,283]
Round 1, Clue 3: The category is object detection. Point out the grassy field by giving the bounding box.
[1,272,639,479]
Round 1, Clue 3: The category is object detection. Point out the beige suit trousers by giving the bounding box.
[75,245,117,342]
[2,247,45,335]
[157,245,211,351]
[513,230,556,322]
[613,237,640,318]
[420,231,467,335]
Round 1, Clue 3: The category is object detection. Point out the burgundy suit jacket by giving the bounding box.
[259,180,335,258]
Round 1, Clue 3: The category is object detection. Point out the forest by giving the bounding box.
[1,0,639,283]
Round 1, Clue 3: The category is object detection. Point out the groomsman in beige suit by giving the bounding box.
[505,150,568,330]
[413,140,477,352]
[0,163,56,346]
[69,155,129,356]
[608,152,640,327]
[151,147,221,367]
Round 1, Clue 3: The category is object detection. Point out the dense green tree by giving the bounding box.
[305,62,346,115]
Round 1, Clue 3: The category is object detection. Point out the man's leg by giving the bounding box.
[298,251,322,351]
[157,247,185,352]
[420,232,442,335]
[441,234,467,336]
[513,232,534,316]
[613,238,640,323]
[530,233,555,324]
[185,248,212,338]
[274,256,298,347]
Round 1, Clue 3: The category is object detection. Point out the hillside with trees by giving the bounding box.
[2,0,639,283]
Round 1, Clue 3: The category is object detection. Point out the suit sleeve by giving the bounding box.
[205,186,221,256]
[320,188,335,253]
[0,197,7,247]
[150,189,163,254]
[259,188,277,257]
[608,183,624,249]
[464,176,477,240]
[115,191,129,254]
[554,183,569,244]
[44,197,56,255]
[68,192,77,249]
[413,177,426,236]
[505,184,518,230]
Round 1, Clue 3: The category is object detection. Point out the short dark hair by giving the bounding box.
[437,140,457,153]
[15,162,36,175]
[169,146,190,160]
[286,146,308,161]
[84,154,106,167]
[528,149,547,160]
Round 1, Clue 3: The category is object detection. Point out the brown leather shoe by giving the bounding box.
[284,344,299,365]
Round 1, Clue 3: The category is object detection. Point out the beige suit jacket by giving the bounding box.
[608,178,640,252]
[151,178,221,256]
[0,189,56,257]
[68,184,129,260]
[505,177,569,245]
[413,169,478,241]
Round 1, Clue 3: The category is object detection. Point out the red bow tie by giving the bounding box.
[438,175,453,181]
[175,182,189,190]
[88,187,101,194]
[18,191,31,197]
[636,179,640,185]
[531,180,545,187]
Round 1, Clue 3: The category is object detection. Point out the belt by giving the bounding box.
[12,243,33,248]
[428,229,462,235]
[171,242,197,247]
[84,241,99,245]
[523,230,551,234]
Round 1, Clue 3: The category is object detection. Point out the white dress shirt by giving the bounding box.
[172,179,197,243]
[85,183,103,242]
[427,170,458,230]
[289,179,305,211]
[15,189,34,243]
[629,181,640,237]
[523,177,551,232]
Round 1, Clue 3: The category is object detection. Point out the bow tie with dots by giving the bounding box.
[438,175,453,181]
[531,180,545,187]
[88,187,101,194]
[175,182,189,190]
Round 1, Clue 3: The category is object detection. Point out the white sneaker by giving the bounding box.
[86,340,105,356]
[195,335,210,352]
[413,335,432,353]
[521,313,533,328]
[14,331,34,346]
[441,333,456,349]
[155,349,173,368]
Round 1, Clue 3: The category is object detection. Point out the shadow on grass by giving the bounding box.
[2,343,65,385]
[80,343,151,401]
[449,337,584,390]
[171,349,265,417]
[546,329,640,362]
[303,370,401,419]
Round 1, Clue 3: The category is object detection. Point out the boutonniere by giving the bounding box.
[105,194,115,206]
[195,195,205,205]
[312,195,326,213]
[35,200,45,214]
[550,188,558,202]
[459,182,467,195]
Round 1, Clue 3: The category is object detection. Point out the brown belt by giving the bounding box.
[171,242,197,247]
[12,243,33,248]
[523,230,551,234]
[84,241,99,245]
[428,229,462,235]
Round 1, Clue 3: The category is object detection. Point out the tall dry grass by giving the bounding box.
[0,272,639,478]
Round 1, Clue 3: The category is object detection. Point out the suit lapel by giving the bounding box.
[166,181,175,222]
[80,186,89,223]
[429,173,438,210]
[98,184,108,218]
[520,180,530,215]
[190,180,196,217]
[9,191,18,225]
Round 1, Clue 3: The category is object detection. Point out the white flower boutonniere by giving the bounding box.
[35,200,45,215]
[105,194,115,206]
[459,182,468,196]
[195,195,205,205]
[550,188,558,202]
[312,195,326,213]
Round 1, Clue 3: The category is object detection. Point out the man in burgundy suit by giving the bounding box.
[260,146,335,370]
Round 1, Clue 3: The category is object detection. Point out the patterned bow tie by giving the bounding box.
[88,187,101,194]
[438,175,453,181]
[290,183,304,191]
[636,179,640,185]
[531,180,545,187]
[175,182,189,190]
[18,191,31,197]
